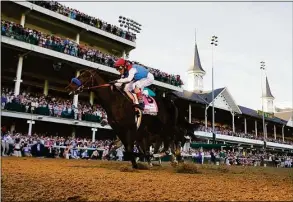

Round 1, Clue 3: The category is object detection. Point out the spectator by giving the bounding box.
[90,149,99,160]
[116,146,124,161]
[13,136,22,157]
[23,143,32,157]
[210,149,216,164]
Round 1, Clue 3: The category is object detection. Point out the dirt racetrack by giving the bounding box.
[2,157,293,201]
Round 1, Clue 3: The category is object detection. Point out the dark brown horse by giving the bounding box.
[65,69,196,167]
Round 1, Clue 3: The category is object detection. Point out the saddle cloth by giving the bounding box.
[142,95,158,115]
[132,93,158,115]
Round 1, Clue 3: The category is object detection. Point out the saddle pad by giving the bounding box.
[143,95,158,115]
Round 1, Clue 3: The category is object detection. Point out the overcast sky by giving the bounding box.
[63,1,292,110]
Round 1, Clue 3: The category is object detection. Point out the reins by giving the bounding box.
[86,83,111,90]
[74,69,135,105]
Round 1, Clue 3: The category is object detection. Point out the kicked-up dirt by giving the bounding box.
[2,157,293,201]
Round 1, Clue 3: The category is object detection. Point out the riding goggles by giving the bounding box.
[115,66,125,70]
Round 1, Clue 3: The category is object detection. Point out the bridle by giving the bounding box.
[70,69,133,103]
[78,69,97,89]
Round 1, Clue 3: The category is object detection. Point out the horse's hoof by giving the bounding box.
[132,165,138,169]
[171,161,178,167]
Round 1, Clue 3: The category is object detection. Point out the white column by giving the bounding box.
[232,112,235,133]
[27,120,35,136]
[282,125,285,142]
[43,80,49,96]
[89,92,95,105]
[188,104,192,124]
[244,118,247,134]
[91,128,97,142]
[10,124,15,134]
[72,127,76,138]
[207,139,210,144]
[274,125,276,140]
[255,120,258,137]
[20,14,25,27]
[73,71,80,107]
[122,50,126,59]
[162,92,166,97]
[76,33,80,44]
[14,56,24,96]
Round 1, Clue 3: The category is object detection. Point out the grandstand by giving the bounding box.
[1,0,292,157]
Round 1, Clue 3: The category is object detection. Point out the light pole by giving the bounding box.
[260,61,266,145]
[210,35,218,142]
[118,16,142,58]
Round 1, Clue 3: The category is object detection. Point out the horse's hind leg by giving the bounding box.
[126,130,138,169]
[170,142,179,166]
[139,135,153,167]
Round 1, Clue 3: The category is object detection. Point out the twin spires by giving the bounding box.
[263,76,274,98]
[187,30,205,92]
[262,73,275,113]
[187,30,205,74]
[186,30,275,114]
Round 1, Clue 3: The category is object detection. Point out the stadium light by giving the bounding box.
[118,15,142,34]
[210,35,218,142]
[260,61,267,145]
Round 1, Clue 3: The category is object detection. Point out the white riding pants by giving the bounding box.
[124,72,154,92]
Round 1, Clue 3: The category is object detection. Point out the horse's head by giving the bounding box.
[65,69,97,95]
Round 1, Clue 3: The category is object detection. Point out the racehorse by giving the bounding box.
[65,69,196,168]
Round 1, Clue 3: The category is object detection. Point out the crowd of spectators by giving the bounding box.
[28,1,136,42]
[2,20,184,87]
[1,88,108,124]
[2,130,292,168]
[181,147,292,168]
[194,122,293,145]
[1,131,118,160]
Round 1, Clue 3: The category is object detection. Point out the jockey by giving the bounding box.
[113,58,154,110]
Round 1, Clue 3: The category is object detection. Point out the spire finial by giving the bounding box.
[188,29,205,73]
[195,28,197,43]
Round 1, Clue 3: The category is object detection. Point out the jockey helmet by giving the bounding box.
[114,58,127,70]
[114,58,132,71]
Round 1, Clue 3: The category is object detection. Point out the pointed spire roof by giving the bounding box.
[188,30,205,73]
[263,76,274,98]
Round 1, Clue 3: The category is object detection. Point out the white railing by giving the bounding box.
[194,131,293,150]
[1,110,112,129]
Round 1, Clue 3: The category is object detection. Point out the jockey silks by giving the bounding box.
[132,64,149,81]
[117,64,149,83]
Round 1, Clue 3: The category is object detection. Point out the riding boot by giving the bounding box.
[135,91,145,110]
